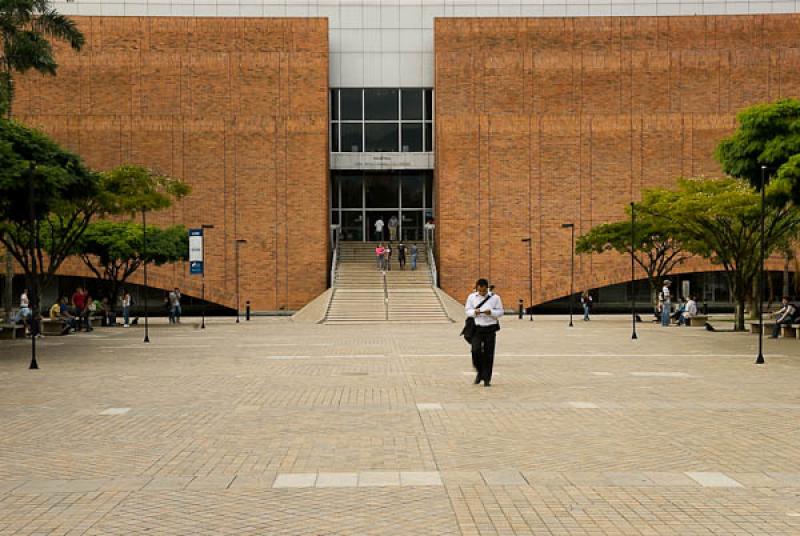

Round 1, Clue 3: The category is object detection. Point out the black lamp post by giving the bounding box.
[521,237,533,321]
[561,223,575,327]
[235,239,247,323]
[756,166,767,365]
[142,207,150,343]
[200,224,214,329]
[28,163,39,369]
[631,202,638,340]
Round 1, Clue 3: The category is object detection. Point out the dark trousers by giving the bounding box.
[471,327,497,382]
[772,317,793,337]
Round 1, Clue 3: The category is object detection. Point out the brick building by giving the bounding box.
[11,2,800,312]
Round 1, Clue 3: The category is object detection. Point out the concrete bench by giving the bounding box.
[0,323,26,339]
[687,315,708,327]
[41,319,71,336]
[781,324,800,339]
[749,322,776,335]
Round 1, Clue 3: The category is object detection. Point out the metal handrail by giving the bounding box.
[426,238,438,288]
[330,242,339,288]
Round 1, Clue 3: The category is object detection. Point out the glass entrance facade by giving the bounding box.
[331,171,434,242]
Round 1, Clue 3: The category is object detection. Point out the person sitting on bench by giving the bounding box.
[769,296,796,338]
[679,296,698,326]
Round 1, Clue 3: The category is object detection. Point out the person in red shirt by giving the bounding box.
[71,287,87,331]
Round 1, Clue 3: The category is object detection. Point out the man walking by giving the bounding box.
[410,243,418,270]
[169,288,182,323]
[465,279,504,387]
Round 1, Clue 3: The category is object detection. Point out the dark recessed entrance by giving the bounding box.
[330,171,433,242]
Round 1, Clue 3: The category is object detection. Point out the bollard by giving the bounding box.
[703,301,708,315]
[518,299,524,319]
[246,301,251,321]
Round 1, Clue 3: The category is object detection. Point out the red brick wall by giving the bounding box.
[434,15,800,305]
[16,17,329,311]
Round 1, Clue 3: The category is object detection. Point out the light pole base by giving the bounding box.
[144,335,150,343]
[755,353,765,364]
[631,332,638,340]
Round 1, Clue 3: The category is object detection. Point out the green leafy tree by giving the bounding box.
[0,0,84,117]
[0,120,98,314]
[0,123,191,315]
[716,99,800,200]
[642,177,800,331]
[576,207,689,305]
[73,221,189,303]
[0,0,84,318]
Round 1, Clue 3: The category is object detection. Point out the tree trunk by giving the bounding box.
[784,253,790,298]
[3,246,11,322]
[734,297,747,331]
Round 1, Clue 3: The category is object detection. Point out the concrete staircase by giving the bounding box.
[323,242,451,324]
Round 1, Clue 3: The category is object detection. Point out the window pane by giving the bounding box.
[401,123,423,152]
[401,89,423,120]
[400,210,423,241]
[339,174,362,208]
[341,211,364,241]
[340,89,362,120]
[331,123,339,152]
[365,175,399,208]
[331,176,340,209]
[341,123,363,152]
[365,123,398,152]
[402,174,424,208]
[424,89,433,120]
[330,89,338,120]
[425,123,433,152]
[364,89,398,120]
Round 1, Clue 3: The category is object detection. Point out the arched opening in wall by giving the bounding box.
[9,275,235,320]
[531,271,797,315]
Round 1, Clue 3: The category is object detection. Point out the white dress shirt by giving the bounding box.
[661,286,671,302]
[465,292,504,327]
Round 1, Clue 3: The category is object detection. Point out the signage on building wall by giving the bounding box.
[189,228,203,275]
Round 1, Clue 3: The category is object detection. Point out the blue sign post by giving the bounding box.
[189,228,203,275]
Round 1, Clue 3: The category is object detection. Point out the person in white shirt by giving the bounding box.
[14,289,31,325]
[679,296,698,326]
[660,280,671,327]
[465,278,504,387]
[374,218,385,241]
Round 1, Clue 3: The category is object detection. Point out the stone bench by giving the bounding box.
[781,324,800,339]
[41,319,70,336]
[749,321,775,335]
[686,315,708,327]
[0,323,26,339]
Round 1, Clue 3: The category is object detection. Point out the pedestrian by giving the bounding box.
[410,243,418,270]
[172,288,182,323]
[374,217,385,241]
[84,293,95,332]
[71,287,86,331]
[580,290,592,321]
[375,243,385,270]
[164,292,173,323]
[660,280,672,327]
[384,244,392,271]
[388,215,399,242]
[121,291,131,328]
[465,279,504,387]
[769,296,797,338]
[398,242,406,270]
[13,288,31,327]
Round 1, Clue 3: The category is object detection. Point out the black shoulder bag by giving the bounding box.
[460,294,493,344]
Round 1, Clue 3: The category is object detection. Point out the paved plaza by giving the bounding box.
[1,315,800,535]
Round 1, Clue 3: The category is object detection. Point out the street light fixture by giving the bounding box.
[521,238,533,321]
[142,206,150,343]
[200,224,214,329]
[631,202,638,340]
[756,166,767,365]
[235,239,247,323]
[27,163,39,369]
[561,223,575,327]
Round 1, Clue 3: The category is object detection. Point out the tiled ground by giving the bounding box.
[1,315,799,535]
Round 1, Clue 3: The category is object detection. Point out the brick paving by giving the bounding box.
[1,316,800,535]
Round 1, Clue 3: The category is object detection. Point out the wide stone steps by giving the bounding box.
[324,242,448,324]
